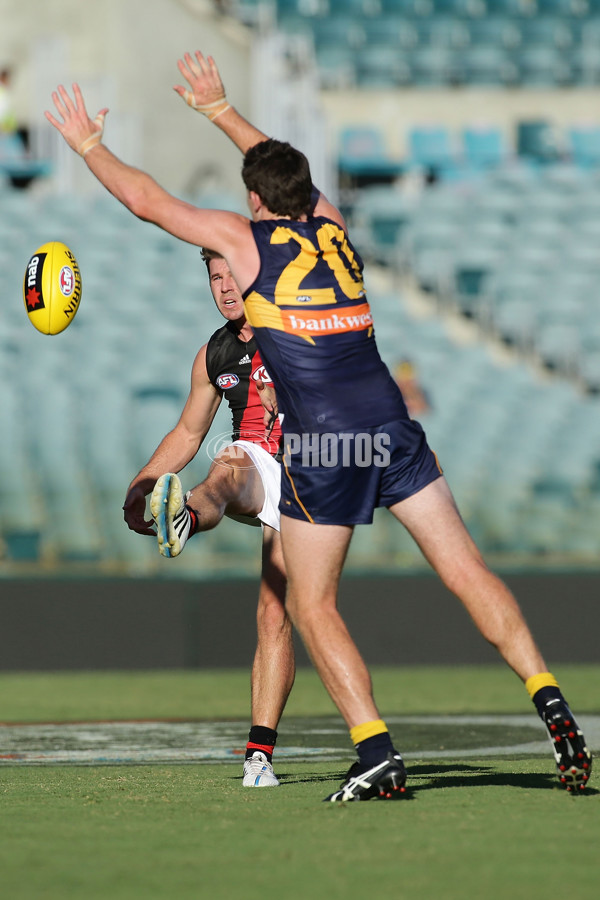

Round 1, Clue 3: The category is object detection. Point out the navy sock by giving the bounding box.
[355,731,395,770]
[532,685,566,719]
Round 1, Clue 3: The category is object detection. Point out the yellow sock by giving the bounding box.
[525,672,559,700]
[350,719,388,746]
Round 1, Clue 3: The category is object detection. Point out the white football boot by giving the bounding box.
[242,751,280,787]
[150,473,193,558]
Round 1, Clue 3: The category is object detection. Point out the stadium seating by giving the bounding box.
[5,82,600,573]
[259,0,600,87]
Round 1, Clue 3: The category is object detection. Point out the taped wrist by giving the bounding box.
[181,90,231,122]
[78,112,106,157]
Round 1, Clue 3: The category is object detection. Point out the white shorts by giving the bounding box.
[224,440,281,532]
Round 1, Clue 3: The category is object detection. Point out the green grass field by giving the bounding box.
[1,665,599,900]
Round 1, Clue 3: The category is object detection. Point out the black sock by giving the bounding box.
[532,685,566,719]
[355,731,395,770]
[245,725,278,763]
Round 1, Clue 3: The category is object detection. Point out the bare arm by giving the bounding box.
[174,51,347,230]
[44,84,257,279]
[123,345,222,535]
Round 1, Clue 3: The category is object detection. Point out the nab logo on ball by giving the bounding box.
[23,241,82,335]
[217,373,240,390]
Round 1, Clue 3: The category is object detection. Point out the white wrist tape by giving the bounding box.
[181,91,231,122]
[78,112,106,157]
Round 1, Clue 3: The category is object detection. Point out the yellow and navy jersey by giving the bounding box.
[243,215,408,432]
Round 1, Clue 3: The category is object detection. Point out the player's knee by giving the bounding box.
[257,595,291,634]
[438,554,491,597]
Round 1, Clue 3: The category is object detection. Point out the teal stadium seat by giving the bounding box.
[361,16,419,49]
[463,126,509,170]
[311,15,364,53]
[430,0,486,14]
[327,0,380,14]
[338,126,403,184]
[380,0,434,14]
[355,45,413,87]
[459,45,518,86]
[466,16,521,49]
[406,125,459,177]
[515,45,573,87]
[484,0,536,13]
[409,45,458,86]
[413,15,470,48]
[568,125,600,168]
[518,16,575,49]
[314,44,355,89]
[536,0,588,12]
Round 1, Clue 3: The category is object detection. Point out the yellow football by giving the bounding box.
[23,241,82,335]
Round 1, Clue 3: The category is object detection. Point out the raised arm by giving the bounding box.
[44,84,255,273]
[174,51,347,230]
[123,345,222,534]
[174,51,267,155]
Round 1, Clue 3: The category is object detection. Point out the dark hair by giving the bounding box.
[242,138,313,219]
[200,247,223,273]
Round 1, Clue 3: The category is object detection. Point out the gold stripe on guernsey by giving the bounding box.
[282,446,314,523]
[245,292,374,346]
[244,292,287,331]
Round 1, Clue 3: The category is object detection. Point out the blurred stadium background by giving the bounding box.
[1,0,600,667]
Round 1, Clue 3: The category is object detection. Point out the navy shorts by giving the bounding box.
[279,418,442,525]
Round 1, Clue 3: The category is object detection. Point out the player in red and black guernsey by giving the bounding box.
[49,52,592,800]
[123,250,293,788]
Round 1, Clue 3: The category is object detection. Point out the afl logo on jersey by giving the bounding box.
[251,365,273,385]
[217,373,240,390]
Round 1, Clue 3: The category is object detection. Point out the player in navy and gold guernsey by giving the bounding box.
[123,250,292,789]
[48,52,591,800]
[244,210,441,525]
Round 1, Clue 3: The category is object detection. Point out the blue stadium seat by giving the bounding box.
[570,43,600,85]
[516,120,562,164]
[352,186,417,262]
[463,126,509,169]
[484,0,536,13]
[314,44,356,89]
[414,16,470,48]
[312,16,364,50]
[406,125,459,175]
[535,0,588,12]
[466,16,521,49]
[516,45,573,86]
[338,126,403,181]
[409,45,458,85]
[355,45,413,87]
[327,0,380,13]
[361,15,419,48]
[430,0,486,14]
[451,244,505,316]
[0,133,52,188]
[517,16,574,49]
[459,45,518,85]
[380,0,434,13]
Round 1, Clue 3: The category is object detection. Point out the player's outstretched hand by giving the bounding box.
[174,51,229,120]
[123,485,157,536]
[45,84,108,157]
